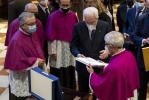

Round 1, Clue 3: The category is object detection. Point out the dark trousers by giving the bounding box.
[78,73,89,93]
[138,68,149,100]
[77,73,96,100]
[43,40,48,64]
[9,85,28,100]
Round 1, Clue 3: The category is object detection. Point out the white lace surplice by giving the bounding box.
[9,60,38,97]
[9,70,31,97]
[48,40,75,69]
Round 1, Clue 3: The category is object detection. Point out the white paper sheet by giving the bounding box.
[75,57,105,66]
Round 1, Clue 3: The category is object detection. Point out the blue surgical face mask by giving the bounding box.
[135,2,144,10]
[27,25,37,34]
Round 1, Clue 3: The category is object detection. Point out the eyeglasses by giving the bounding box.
[25,22,36,26]
[86,19,98,25]
[103,43,110,47]
[104,43,122,48]
[105,43,110,45]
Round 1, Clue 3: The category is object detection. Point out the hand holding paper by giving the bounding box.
[86,64,94,74]
[77,54,86,58]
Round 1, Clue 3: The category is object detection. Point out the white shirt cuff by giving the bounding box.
[142,39,146,47]
[89,72,94,93]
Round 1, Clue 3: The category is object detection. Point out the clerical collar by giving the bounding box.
[19,27,30,36]
[112,48,125,57]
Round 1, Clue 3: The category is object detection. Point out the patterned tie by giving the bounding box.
[45,8,49,17]
[91,29,95,41]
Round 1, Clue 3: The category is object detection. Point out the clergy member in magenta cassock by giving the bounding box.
[45,0,78,89]
[5,3,45,47]
[86,31,140,100]
[4,12,45,100]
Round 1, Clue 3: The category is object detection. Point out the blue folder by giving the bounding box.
[28,68,63,100]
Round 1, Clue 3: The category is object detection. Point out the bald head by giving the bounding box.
[59,0,70,3]
[24,3,38,13]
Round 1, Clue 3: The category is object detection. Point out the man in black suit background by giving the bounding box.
[131,0,149,99]
[116,0,134,33]
[70,0,84,21]
[8,0,31,25]
[37,0,55,28]
[122,0,146,58]
[37,0,55,64]
[70,7,110,95]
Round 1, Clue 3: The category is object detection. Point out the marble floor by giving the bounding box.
[0,18,9,100]
[0,3,149,100]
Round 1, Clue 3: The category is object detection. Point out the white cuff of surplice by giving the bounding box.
[48,40,57,55]
[104,63,109,69]
[89,72,94,93]
[26,59,38,70]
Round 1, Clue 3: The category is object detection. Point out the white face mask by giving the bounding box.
[86,24,96,31]
[105,45,110,54]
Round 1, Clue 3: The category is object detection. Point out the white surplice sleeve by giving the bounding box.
[89,72,94,93]
[48,40,57,55]
[89,72,99,100]
[26,59,38,70]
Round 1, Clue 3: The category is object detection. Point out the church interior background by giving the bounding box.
[0,0,149,99]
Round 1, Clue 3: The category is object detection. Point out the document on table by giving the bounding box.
[75,57,105,67]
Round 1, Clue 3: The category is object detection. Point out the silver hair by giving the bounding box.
[83,7,99,19]
[18,12,35,26]
[104,31,124,48]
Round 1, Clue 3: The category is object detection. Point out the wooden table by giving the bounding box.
[26,87,91,100]
[62,87,90,100]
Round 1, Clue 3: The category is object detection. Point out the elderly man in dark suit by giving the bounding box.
[37,0,55,28]
[131,0,149,99]
[70,7,110,95]
[70,0,84,21]
[37,0,55,64]
[8,0,31,25]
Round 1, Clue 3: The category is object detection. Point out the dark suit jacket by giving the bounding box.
[116,4,127,33]
[37,4,55,29]
[70,20,110,76]
[123,7,146,35]
[70,0,84,21]
[99,12,112,31]
[131,13,149,69]
[51,0,59,10]
[8,0,31,25]
[107,5,115,30]
[71,0,84,11]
